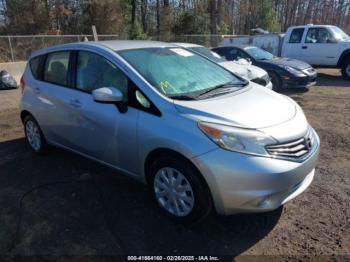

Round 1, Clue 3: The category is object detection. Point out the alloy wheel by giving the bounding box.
[25,120,42,151]
[346,64,350,77]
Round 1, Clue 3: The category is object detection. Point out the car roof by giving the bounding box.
[96,40,177,50]
[31,40,179,58]
[214,45,251,50]
[172,42,203,48]
[288,24,335,29]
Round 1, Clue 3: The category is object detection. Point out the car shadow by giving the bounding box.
[315,73,349,87]
[0,138,282,256]
[0,87,18,91]
[278,88,309,95]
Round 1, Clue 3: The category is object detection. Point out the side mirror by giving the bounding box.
[92,87,123,103]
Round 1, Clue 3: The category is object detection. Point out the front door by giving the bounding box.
[59,50,139,170]
[282,27,305,61]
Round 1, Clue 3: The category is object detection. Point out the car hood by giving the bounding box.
[219,61,266,80]
[262,57,311,70]
[174,83,296,129]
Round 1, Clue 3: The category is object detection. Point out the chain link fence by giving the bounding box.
[0,34,231,62]
[0,35,120,62]
[171,34,226,47]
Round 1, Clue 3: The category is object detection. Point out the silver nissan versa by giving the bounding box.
[20,40,320,223]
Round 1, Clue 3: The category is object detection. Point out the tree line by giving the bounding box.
[1,0,349,38]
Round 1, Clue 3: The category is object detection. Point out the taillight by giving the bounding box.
[19,75,25,94]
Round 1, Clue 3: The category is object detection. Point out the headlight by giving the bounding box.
[198,122,277,156]
[283,66,306,77]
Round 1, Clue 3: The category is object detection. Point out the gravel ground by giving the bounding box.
[0,69,349,260]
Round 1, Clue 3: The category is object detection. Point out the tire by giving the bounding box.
[341,60,350,80]
[269,71,282,91]
[24,115,47,154]
[149,155,213,224]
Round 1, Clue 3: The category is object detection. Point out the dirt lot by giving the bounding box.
[0,69,349,259]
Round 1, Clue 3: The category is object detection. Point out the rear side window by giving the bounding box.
[44,52,70,86]
[289,28,305,43]
[29,55,45,80]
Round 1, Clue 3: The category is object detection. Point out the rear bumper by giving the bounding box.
[192,131,320,215]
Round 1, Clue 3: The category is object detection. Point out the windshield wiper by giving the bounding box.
[197,82,246,98]
[168,94,197,100]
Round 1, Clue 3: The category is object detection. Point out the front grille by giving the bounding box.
[266,130,314,159]
[251,74,270,86]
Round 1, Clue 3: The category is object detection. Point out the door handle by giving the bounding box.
[69,99,82,108]
[34,87,40,94]
[302,46,308,49]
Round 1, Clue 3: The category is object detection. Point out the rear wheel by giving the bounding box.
[341,60,350,80]
[269,71,282,91]
[24,115,46,153]
[149,155,212,224]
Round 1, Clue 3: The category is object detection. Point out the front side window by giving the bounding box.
[231,49,250,60]
[215,48,241,61]
[212,48,228,58]
[44,52,70,86]
[305,28,335,43]
[225,48,239,60]
[289,28,305,43]
[244,47,274,60]
[76,51,128,100]
[119,47,245,98]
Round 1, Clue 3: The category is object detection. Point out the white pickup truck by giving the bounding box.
[221,25,350,79]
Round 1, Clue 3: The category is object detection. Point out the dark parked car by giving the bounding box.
[212,45,317,90]
[0,70,17,89]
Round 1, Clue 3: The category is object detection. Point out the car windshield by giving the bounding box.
[189,46,227,63]
[244,47,274,60]
[118,47,245,98]
[330,26,350,41]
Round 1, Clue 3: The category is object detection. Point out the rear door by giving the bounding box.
[33,51,74,144]
[23,54,47,129]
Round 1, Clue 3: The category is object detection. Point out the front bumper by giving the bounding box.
[282,73,317,89]
[266,81,273,90]
[192,132,320,215]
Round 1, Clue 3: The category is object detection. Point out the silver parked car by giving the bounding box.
[173,43,273,89]
[20,40,320,223]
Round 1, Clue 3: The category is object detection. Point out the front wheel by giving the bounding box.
[341,60,350,80]
[149,156,213,224]
[269,71,282,91]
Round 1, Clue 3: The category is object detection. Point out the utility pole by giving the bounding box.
[92,25,98,41]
